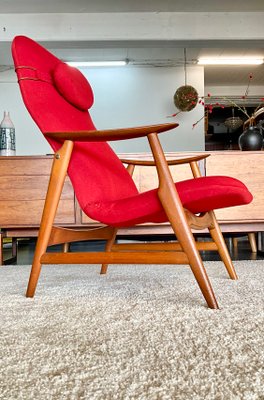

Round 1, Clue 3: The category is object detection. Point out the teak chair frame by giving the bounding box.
[27,124,238,309]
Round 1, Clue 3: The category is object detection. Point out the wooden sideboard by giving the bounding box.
[1,152,263,263]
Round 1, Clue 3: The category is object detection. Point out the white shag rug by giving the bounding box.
[0,261,263,400]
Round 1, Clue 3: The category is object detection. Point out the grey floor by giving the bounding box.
[3,233,264,265]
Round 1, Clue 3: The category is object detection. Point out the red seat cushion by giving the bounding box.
[84,175,253,227]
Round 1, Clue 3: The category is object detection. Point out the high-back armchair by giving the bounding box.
[12,36,253,309]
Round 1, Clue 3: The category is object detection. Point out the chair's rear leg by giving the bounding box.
[208,211,238,280]
[26,141,74,297]
[100,228,118,274]
[101,163,135,274]
[100,162,135,275]
[189,159,237,278]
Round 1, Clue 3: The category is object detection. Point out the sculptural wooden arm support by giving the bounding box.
[120,153,210,166]
[44,123,178,142]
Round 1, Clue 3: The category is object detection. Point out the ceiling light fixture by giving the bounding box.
[67,60,128,67]
[197,58,264,65]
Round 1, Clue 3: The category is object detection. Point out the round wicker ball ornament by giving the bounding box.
[174,85,198,112]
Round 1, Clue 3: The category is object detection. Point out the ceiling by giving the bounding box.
[1,0,264,13]
[1,0,264,89]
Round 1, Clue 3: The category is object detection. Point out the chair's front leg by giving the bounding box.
[26,140,74,297]
[147,133,218,309]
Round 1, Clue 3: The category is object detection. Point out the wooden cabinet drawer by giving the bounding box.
[206,152,264,221]
[0,198,75,226]
[0,156,53,176]
[0,156,75,227]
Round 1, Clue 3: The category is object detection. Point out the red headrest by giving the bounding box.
[53,62,94,111]
[12,35,94,111]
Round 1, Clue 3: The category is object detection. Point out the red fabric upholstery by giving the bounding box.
[84,176,252,227]
[53,62,94,111]
[12,36,253,228]
[12,36,139,210]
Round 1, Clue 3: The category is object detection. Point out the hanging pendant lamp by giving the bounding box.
[224,108,243,130]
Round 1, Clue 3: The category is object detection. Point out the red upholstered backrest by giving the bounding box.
[12,36,139,213]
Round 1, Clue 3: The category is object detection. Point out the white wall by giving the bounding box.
[0,65,205,155]
[205,85,264,97]
[0,71,51,155]
[87,65,205,153]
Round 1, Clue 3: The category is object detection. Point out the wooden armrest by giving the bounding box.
[120,153,210,166]
[44,123,178,142]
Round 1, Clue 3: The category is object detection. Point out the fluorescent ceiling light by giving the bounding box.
[197,58,263,65]
[67,60,128,67]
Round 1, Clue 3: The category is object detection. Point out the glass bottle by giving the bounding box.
[0,111,16,156]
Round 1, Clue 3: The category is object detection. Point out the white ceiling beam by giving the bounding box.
[1,12,264,42]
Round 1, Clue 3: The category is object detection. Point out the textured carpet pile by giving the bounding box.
[0,261,263,399]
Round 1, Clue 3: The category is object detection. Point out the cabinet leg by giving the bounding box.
[232,237,238,249]
[248,233,257,253]
[0,233,3,266]
[0,234,17,265]
[12,238,17,260]
[63,242,70,253]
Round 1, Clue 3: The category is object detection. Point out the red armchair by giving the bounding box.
[12,36,253,308]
